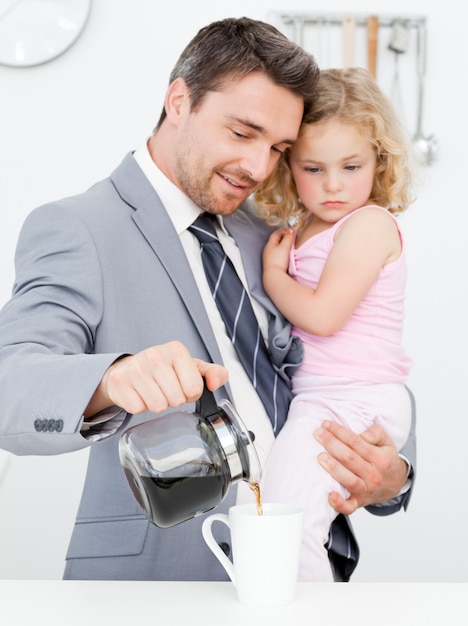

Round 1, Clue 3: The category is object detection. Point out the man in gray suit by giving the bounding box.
[0,17,415,582]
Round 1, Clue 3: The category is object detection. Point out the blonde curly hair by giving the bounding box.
[255,67,415,227]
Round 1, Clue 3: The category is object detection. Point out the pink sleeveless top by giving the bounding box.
[289,206,412,383]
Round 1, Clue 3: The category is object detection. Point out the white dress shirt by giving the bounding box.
[133,143,275,503]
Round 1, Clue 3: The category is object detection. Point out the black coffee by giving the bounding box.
[126,472,230,528]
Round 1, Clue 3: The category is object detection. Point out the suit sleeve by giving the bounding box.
[0,203,125,455]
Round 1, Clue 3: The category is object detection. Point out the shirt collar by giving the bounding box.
[133,140,202,235]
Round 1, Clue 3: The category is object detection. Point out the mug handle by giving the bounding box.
[201,514,236,585]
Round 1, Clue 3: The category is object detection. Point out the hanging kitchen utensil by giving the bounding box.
[388,19,410,54]
[293,16,304,48]
[366,15,379,78]
[342,14,356,68]
[413,22,438,165]
[317,17,332,68]
[388,19,410,118]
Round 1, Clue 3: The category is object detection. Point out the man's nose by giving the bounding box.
[239,147,276,183]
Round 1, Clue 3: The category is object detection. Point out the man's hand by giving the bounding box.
[314,420,408,515]
[84,341,228,418]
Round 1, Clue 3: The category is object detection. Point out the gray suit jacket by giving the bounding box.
[0,153,415,581]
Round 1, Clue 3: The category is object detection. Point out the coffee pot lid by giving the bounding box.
[196,385,262,484]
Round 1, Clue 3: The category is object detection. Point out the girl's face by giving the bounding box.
[289,118,377,226]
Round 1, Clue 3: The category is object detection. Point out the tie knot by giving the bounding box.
[189,213,219,245]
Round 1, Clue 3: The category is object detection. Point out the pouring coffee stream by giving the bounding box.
[119,383,263,527]
[249,481,264,516]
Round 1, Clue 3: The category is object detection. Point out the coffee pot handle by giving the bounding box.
[196,381,220,419]
[196,382,256,444]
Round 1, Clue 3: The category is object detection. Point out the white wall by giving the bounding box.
[0,0,466,581]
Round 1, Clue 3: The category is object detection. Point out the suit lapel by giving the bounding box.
[110,155,224,367]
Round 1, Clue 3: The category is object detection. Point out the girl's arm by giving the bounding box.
[262,207,401,336]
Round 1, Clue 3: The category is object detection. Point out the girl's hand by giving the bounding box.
[262,228,295,274]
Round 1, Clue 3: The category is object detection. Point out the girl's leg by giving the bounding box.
[261,395,344,581]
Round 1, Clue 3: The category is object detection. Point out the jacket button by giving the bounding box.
[33,418,64,432]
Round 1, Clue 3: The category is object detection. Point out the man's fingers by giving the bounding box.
[194,359,229,392]
[102,343,227,415]
[315,418,406,509]
[315,421,371,475]
[328,491,359,515]
[360,423,390,446]
[317,450,366,503]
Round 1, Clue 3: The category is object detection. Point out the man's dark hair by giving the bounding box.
[155,16,319,129]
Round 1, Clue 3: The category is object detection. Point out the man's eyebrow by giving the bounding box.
[226,115,297,146]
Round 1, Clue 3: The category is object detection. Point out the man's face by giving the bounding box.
[173,72,304,216]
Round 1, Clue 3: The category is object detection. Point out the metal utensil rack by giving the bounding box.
[275,13,426,47]
[269,11,437,165]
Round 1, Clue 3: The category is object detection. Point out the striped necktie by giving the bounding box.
[189,212,290,434]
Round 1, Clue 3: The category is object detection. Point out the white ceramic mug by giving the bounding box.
[202,502,304,606]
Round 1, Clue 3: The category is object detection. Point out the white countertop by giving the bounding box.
[0,580,465,625]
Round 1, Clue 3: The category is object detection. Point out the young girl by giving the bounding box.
[254,67,415,581]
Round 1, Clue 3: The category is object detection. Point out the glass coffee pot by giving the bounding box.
[119,384,261,528]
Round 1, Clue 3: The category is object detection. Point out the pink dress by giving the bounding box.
[261,206,412,581]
